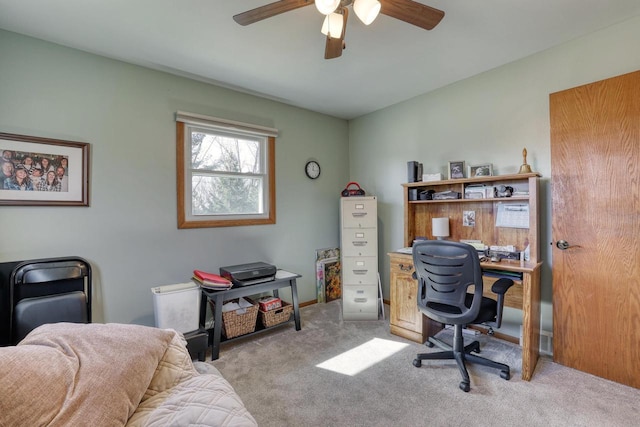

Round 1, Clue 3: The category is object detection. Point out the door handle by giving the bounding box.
[556,240,581,250]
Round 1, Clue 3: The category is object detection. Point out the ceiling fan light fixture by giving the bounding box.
[321,13,344,39]
[315,0,341,15]
[353,0,381,25]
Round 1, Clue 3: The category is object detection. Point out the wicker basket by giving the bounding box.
[259,301,293,328]
[211,298,258,339]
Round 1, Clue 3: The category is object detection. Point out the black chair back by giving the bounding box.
[412,240,484,325]
[9,257,91,344]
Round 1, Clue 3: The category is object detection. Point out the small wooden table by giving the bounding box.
[199,270,302,360]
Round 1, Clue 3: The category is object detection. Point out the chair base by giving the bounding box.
[412,325,510,392]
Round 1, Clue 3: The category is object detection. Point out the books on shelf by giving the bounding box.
[192,269,232,290]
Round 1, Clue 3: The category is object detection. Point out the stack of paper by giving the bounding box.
[192,269,232,290]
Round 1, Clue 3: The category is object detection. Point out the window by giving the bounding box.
[176,112,277,228]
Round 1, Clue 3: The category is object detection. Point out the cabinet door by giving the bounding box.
[390,267,422,333]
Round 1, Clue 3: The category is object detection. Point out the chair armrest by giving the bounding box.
[490,278,514,328]
[491,278,514,295]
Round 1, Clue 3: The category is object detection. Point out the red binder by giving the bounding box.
[193,270,231,285]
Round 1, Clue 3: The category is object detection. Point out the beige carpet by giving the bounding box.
[208,300,639,427]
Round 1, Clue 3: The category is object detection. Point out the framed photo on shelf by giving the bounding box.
[448,161,465,179]
[1,132,89,206]
[468,163,493,178]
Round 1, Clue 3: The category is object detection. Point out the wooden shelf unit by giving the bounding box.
[402,173,541,263]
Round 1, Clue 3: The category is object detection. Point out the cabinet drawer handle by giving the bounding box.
[353,269,368,275]
[352,212,367,217]
[352,241,367,246]
[399,263,413,271]
[354,298,368,303]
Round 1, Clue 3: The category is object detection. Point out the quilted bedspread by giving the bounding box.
[0,323,257,427]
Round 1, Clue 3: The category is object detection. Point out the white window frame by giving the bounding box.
[176,111,277,228]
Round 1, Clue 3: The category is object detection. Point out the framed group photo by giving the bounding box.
[468,163,493,178]
[448,161,465,179]
[0,132,90,206]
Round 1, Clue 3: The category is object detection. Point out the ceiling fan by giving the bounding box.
[233,0,445,59]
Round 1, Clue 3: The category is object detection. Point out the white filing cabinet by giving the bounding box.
[340,196,378,320]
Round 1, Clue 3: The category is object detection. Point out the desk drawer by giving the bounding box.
[342,256,377,284]
[389,254,414,275]
[341,229,377,257]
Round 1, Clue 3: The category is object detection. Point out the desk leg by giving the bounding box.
[521,269,541,381]
[199,290,207,329]
[211,293,224,361]
[290,279,301,331]
[198,291,208,362]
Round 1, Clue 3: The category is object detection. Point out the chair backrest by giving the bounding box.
[412,241,484,325]
[9,257,91,344]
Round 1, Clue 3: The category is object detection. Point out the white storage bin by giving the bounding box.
[152,282,200,333]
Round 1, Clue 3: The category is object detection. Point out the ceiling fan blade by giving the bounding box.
[325,8,348,60]
[234,0,314,26]
[380,0,445,30]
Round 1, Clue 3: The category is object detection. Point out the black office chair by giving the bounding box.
[411,241,514,392]
[9,256,92,344]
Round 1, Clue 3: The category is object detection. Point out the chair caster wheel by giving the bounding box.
[413,359,422,368]
[459,382,470,392]
[425,341,434,348]
[500,370,511,380]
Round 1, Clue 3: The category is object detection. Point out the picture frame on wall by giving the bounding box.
[0,132,90,206]
[448,161,465,179]
[468,163,493,178]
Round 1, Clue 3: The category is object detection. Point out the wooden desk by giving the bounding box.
[199,270,302,360]
[389,252,541,381]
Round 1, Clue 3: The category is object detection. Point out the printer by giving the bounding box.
[219,262,277,287]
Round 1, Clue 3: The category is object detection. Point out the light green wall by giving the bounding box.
[0,30,349,325]
[3,15,640,335]
[349,15,640,336]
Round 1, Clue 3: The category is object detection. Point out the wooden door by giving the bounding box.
[550,70,640,388]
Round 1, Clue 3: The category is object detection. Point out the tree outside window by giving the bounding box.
[176,115,276,228]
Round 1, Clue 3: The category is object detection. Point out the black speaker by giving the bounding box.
[407,161,418,183]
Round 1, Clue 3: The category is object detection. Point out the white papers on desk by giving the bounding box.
[495,203,529,229]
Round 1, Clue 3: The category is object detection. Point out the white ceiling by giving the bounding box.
[2,0,640,119]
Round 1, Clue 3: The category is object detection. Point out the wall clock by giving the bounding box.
[305,160,321,179]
